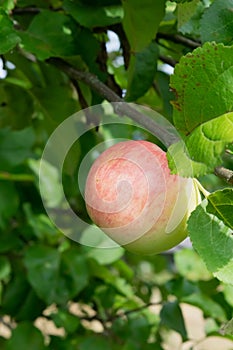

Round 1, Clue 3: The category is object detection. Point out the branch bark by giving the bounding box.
[157,33,201,49]
[214,166,233,185]
[159,54,177,67]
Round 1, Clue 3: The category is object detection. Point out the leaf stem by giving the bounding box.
[193,178,210,198]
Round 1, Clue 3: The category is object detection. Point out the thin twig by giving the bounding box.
[80,301,162,324]
[113,301,162,319]
[0,317,13,331]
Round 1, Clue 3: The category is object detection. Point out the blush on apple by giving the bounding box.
[85,140,200,255]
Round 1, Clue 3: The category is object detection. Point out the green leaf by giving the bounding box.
[23,203,62,244]
[122,0,166,52]
[63,0,123,28]
[51,310,80,334]
[87,247,124,265]
[127,314,151,344]
[227,143,233,154]
[171,0,194,3]
[14,289,45,322]
[0,256,11,280]
[0,337,6,349]
[0,182,19,228]
[167,112,233,177]
[61,247,89,297]
[29,159,63,208]
[0,84,34,129]
[77,0,121,4]
[3,58,79,128]
[24,245,61,304]
[0,230,21,253]
[5,322,47,350]
[200,0,233,45]
[177,0,201,34]
[174,248,212,281]
[88,258,118,283]
[188,202,233,285]
[156,71,173,121]
[0,0,15,11]
[30,62,79,124]
[2,270,45,321]
[222,284,233,307]
[122,340,163,350]
[160,301,187,341]
[170,42,233,135]
[207,189,233,230]
[19,10,100,63]
[19,10,79,60]
[166,278,199,299]
[0,127,35,171]
[49,336,78,350]
[24,245,89,305]
[2,273,30,316]
[79,335,116,350]
[0,10,21,54]
[126,42,159,101]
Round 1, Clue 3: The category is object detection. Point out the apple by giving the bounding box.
[84,140,200,255]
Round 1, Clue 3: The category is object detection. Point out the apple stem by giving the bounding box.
[193,178,210,198]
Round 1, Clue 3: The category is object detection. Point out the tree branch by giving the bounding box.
[13,7,41,14]
[47,57,179,147]
[157,33,201,49]
[47,58,233,185]
[159,54,177,67]
[214,166,233,185]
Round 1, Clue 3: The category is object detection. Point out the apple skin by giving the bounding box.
[85,140,200,255]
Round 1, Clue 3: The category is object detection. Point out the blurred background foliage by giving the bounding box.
[0,0,232,349]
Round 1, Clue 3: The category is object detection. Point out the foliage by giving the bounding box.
[0,0,232,349]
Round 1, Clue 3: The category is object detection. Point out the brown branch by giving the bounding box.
[214,166,233,185]
[47,57,179,147]
[13,7,41,14]
[159,54,177,67]
[157,33,201,49]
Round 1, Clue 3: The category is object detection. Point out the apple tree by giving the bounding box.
[0,0,232,349]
